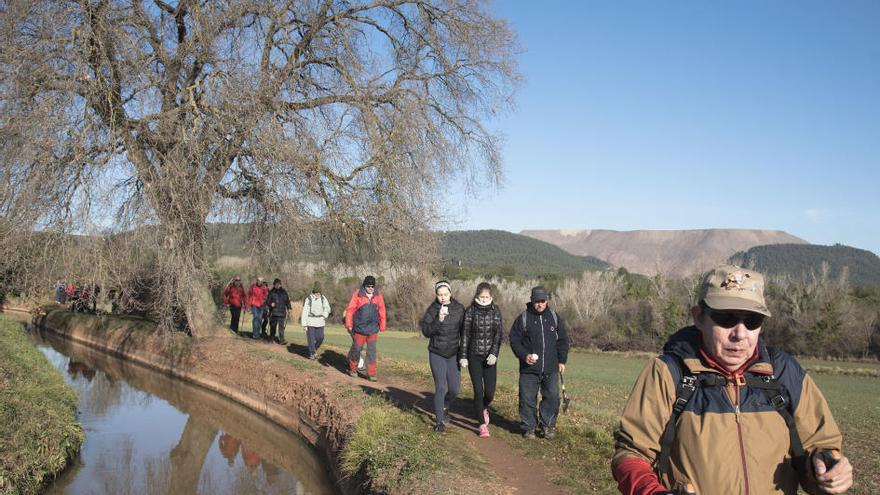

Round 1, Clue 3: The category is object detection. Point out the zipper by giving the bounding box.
[734,379,750,495]
[540,314,546,374]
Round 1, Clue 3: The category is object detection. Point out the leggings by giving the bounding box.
[467,354,497,424]
[429,352,460,425]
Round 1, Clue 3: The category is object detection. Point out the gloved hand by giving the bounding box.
[459,358,468,368]
[486,354,497,366]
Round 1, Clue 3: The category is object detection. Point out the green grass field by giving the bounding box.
[259,321,880,494]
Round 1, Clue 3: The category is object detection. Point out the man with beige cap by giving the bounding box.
[612,265,853,494]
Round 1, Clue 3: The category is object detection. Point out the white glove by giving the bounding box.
[459,358,468,368]
[486,354,497,366]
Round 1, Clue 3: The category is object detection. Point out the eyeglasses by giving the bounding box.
[365,285,375,289]
[706,309,764,330]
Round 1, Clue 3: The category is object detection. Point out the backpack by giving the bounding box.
[519,309,558,332]
[656,350,806,477]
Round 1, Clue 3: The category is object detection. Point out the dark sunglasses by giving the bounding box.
[706,309,764,330]
[365,285,375,288]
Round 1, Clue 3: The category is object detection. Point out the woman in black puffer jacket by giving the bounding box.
[460,281,503,438]
[420,280,465,433]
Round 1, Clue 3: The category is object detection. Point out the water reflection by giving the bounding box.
[27,328,335,495]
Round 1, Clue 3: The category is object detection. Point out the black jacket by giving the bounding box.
[460,302,503,360]
[509,303,569,375]
[266,287,291,318]
[420,299,464,359]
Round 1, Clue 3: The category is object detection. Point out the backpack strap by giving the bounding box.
[520,309,558,330]
[656,354,696,475]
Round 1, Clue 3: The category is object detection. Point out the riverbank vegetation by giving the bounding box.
[0,316,83,494]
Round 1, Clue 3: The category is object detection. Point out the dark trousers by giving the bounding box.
[269,316,286,340]
[229,306,241,333]
[518,372,560,432]
[306,326,325,355]
[261,309,270,335]
[429,352,461,426]
[467,355,497,424]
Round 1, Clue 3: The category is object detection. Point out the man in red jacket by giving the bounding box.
[222,276,246,334]
[345,276,387,381]
[245,276,269,340]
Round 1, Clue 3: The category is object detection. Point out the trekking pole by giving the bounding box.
[559,372,571,413]
[816,449,842,470]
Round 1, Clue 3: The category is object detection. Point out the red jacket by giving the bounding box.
[245,283,268,310]
[223,284,246,308]
[344,287,387,334]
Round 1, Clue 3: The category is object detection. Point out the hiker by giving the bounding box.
[344,275,387,381]
[509,285,569,440]
[612,265,853,494]
[421,280,465,433]
[53,280,65,304]
[222,276,246,334]
[266,278,291,345]
[245,276,269,340]
[259,278,271,339]
[301,281,331,359]
[460,282,503,438]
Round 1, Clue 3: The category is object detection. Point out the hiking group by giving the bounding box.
[222,264,855,494]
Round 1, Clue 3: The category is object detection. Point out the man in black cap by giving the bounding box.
[509,285,569,439]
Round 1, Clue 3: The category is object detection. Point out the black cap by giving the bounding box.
[363,275,376,287]
[273,278,281,285]
[530,286,549,302]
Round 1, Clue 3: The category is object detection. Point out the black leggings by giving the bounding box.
[467,354,497,424]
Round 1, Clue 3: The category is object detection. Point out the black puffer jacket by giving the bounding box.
[420,299,465,358]
[266,287,291,317]
[460,302,503,360]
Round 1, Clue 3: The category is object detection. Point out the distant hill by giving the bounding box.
[440,230,610,278]
[729,243,880,287]
[522,229,808,277]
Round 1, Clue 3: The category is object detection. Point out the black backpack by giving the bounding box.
[656,350,806,476]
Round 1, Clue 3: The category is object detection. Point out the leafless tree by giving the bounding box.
[1,0,519,335]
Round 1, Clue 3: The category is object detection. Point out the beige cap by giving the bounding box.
[699,265,771,317]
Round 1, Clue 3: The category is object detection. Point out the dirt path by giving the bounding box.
[247,336,570,495]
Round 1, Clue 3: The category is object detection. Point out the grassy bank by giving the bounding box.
[0,315,84,495]
[279,324,880,494]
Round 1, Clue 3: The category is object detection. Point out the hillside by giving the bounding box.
[730,243,880,287]
[440,230,610,278]
[522,229,807,276]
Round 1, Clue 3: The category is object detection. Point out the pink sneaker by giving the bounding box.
[478,424,490,438]
[483,408,490,425]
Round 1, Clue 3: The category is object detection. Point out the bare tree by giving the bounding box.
[0,0,519,335]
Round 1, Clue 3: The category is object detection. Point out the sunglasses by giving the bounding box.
[706,309,764,330]
[365,285,375,288]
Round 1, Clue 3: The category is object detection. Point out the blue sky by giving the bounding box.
[451,1,880,255]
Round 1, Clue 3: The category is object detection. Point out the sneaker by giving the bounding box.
[483,408,490,425]
[369,376,378,382]
[523,430,536,440]
[309,353,317,360]
[442,407,450,424]
[543,426,556,439]
[433,423,446,434]
[278,339,287,346]
[478,424,490,438]
[349,370,358,378]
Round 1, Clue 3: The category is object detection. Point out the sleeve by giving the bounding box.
[421,306,440,338]
[490,307,503,357]
[344,292,358,330]
[795,374,844,494]
[556,313,570,365]
[300,297,310,327]
[459,307,473,360]
[378,294,387,332]
[285,293,291,310]
[612,358,677,494]
[322,296,331,318]
[508,313,528,361]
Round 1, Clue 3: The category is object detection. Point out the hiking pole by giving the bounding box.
[560,372,571,413]
[816,449,842,470]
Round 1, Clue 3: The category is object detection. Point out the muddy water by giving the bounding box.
[26,327,337,495]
